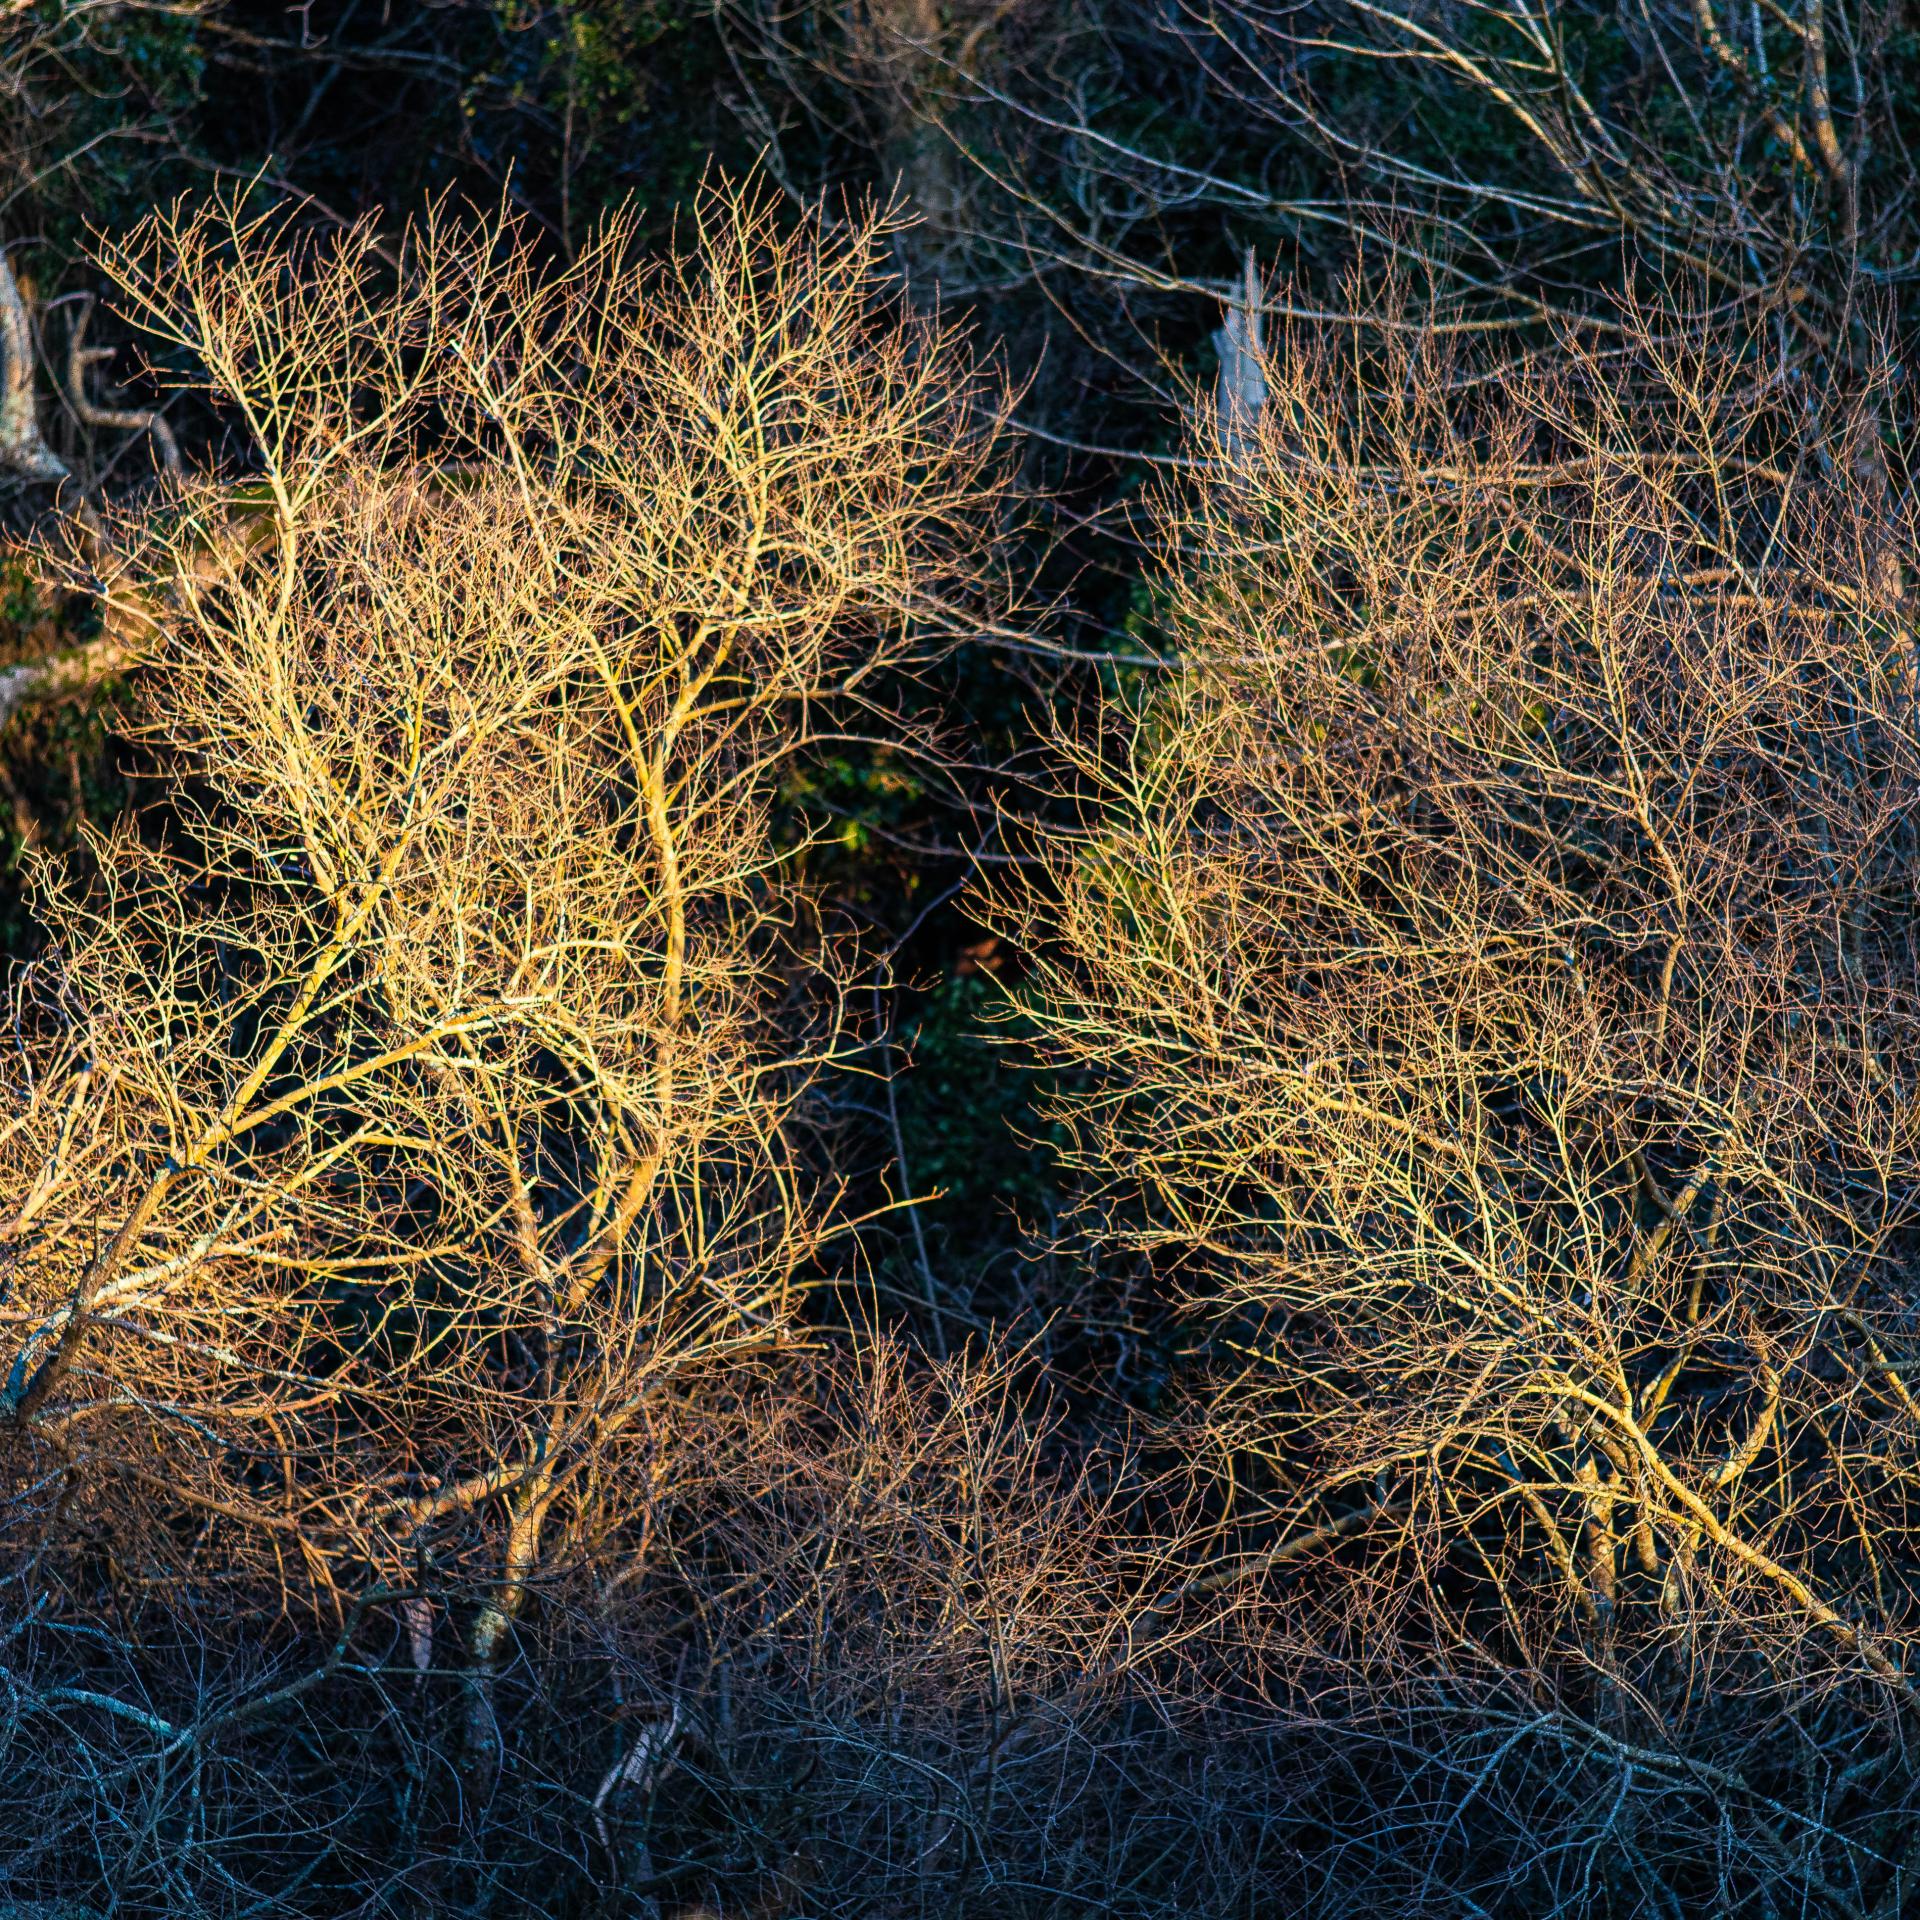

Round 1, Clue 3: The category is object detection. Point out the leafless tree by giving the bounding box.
[0,177,1020,1911]
[1011,286,1920,1913]
[723,0,1915,452]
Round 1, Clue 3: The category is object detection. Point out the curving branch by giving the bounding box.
[65,295,180,481]
[0,631,132,732]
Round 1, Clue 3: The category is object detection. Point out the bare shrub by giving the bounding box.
[1010,294,1920,1912]
[0,180,1013,1910]
[591,1334,1306,1918]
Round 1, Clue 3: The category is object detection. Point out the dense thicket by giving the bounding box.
[0,2,1915,1915]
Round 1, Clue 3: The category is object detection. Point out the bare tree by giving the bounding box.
[1010,290,1920,1913]
[0,177,1013,1903]
[723,0,1917,453]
